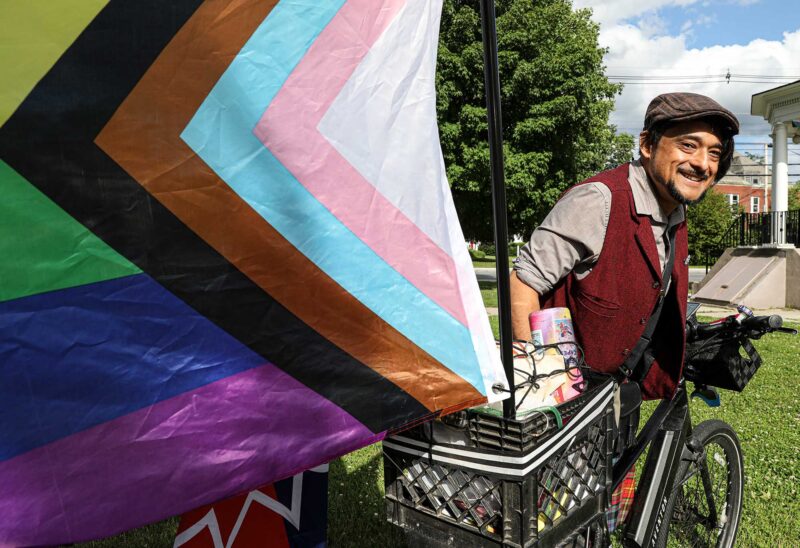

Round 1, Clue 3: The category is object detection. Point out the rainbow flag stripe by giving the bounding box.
[0,0,506,544]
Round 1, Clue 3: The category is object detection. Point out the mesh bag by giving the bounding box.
[684,337,761,392]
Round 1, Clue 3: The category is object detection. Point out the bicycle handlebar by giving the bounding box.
[689,314,785,342]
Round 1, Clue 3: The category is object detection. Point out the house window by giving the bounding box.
[753,177,759,185]
[751,196,760,213]
[726,194,739,210]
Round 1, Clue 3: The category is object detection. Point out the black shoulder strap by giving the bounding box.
[618,226,677,382]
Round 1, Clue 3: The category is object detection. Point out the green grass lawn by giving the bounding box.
[479,281,498,308]
[685,319,800,547]
[72,519,179,547]
[74,312,800,547]
[471,255,515,268]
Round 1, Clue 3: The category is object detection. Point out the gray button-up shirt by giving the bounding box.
[514,160,685,294]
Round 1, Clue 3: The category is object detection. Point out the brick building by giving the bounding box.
[711,151,771,213]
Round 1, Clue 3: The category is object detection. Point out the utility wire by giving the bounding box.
[607,71,800,85]
[610,80,797,85]
[607,72,800,79]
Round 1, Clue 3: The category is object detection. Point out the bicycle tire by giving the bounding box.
[654,419,744,548]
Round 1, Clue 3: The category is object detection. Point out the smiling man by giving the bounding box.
[510,92,738,400]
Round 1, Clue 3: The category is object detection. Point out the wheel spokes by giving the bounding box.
[668,442,733,547]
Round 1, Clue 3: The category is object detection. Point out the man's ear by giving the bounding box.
[639,131,652,160]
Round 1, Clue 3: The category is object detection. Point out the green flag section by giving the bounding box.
[0,160,140,303]
[0,0,108,126]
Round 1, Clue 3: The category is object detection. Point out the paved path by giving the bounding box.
[689,267,706,284]
[475,267,504,283]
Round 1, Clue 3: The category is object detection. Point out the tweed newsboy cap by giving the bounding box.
[644,92,739,136]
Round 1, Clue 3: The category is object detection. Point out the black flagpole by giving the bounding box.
[478,0,515,417]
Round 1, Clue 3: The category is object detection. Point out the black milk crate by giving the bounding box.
[383,377,616,548]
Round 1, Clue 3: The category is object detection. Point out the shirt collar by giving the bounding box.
[628,159,685,227]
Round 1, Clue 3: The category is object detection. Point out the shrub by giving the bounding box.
[509,242,524,257]
[478,242,495,256]
[469,248,486,260]
[687,191,736,261]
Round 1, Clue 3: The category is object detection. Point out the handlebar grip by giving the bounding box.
[742,314,783,330]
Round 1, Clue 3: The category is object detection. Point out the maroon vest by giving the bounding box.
[542,164,688,400]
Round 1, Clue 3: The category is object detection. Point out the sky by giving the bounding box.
[572,0,800,172]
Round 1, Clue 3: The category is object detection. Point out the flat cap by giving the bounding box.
[644,92,739,136]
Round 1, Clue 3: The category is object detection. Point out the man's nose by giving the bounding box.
[689,149,711,174]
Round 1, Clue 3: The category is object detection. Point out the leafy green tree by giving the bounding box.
[436,0,627,241]
[789,184,800,211]
[605,132,635,170]
[687,190,736,263]
[743,152,764,163]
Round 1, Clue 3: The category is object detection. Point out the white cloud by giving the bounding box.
[694,14,717,27]
[573,2,800,139]
[573,0,760,28]
[635,12,670,38]
[573,0,700,26]
[602,27,800,137]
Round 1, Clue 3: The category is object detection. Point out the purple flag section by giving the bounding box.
[0,365,378,546]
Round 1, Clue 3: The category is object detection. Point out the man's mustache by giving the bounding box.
[677,168,710,179]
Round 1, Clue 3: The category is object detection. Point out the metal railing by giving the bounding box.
[784,210,800,245]
[703,210,800,272]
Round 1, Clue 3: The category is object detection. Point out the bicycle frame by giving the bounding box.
[608,309,793,547]
[613,385,693,547]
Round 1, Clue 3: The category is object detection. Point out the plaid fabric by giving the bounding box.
[606,464,636,533]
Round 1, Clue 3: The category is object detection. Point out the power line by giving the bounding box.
[606,66,800,73]
[607,71,800,86]
[736,73,800,78]
[606,72,800,79]
[609,80,797,85]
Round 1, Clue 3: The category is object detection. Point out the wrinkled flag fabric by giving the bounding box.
[0,0,507,545]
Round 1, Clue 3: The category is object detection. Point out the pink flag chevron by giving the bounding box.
[253,0,467,325]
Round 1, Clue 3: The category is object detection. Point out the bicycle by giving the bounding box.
[614,304,796,548]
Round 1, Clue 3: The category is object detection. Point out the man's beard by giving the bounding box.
[666,176,711,206]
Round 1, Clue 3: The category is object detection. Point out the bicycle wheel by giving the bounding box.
[654,420,744,548]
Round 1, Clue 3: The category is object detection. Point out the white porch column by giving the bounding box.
[772,122,789,244]
[774,122,789,211]
[763,142,769,213]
